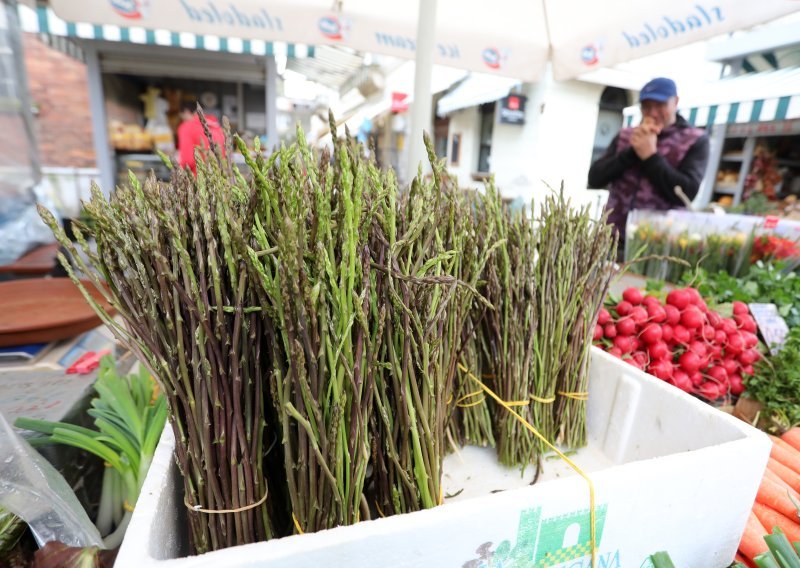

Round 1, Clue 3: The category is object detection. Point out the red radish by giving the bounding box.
[688,340,708,357]
[714,330,727,345]
[695,299,709,313]
[648,359,673,381]
[597,308,611,325]
[660,324,673,343]
[701,325,715,341]
[604,323,617,339]
[742,364,755,376]
[727,332,745,355]
[739,349,760,366]
[647,341,669,360]
[680,306,704,329]
[622,287,644,305]
[593,324,604,341]
[616,301,633,316]
[690,371,704,387]
[720,318,737,335]
[685,287,702,304]
[672,371,692,392]
[613,335,634,354]
[679,351,701,373]
[630,337,641,351]
[707,311,722,327]
[616,317,636,336]
[608,347,623,358]
[626,359,644,371]
[707,365,729,385]
[646,303,667,323]
[630,306,648,325]
[643,295,661,308]
[664,304,681,326]
[732,300,749,315]
[640,323,662,344]
[632,351,649,367]
[742,332,758,349]
[672,325,691,344]
[697,381,720,400]
[730,374,745,395]
[721,358,738,376]
[735,314,757,333]
[666,289,691,310]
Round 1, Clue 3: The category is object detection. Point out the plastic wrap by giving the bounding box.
[0,183,61,265]
[0,412,103,549]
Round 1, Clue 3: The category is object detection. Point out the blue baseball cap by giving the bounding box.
[639,77,677,103]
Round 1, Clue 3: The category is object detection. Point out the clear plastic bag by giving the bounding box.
[0,412,103,548]
[0,182,61,265]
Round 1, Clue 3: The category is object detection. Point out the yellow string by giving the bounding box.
[446,394,453,405]
[185,489,268,515]
[457,363,597,568]
[292,512,305,534]
[558,391,589,401]
[123,500,135,512]
[529,394,556,404]
[504,400,531,407]
[457,397,486,408]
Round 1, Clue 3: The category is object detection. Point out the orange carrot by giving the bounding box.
[782,428,800,453]
[757,475,800,521]
[752,501,800,543]
[770,435,800,476]
[739,510,769,561]
[736,551,757,568]
[768,458,800,494]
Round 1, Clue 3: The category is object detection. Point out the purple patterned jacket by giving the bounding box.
[588,115,709,239]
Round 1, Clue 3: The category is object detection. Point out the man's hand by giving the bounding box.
[631,118,660,160]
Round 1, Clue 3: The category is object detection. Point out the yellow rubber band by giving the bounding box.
[558,391,589,401]
[292,512,305,534]
[530,394,556,404]
[123,500,135,512]
[457,397,486,408]
[185,488,268,515]
[458,363,598,568]
[504,399,530,407]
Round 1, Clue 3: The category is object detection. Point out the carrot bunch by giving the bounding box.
[736,428,800,565]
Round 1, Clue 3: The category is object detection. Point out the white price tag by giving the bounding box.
[748,303,790,355]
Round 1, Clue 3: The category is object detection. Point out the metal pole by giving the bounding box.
[264,55,278,151]
[406,0,437,179]
[84,45,115,194]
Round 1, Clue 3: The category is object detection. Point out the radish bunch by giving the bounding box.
[593,286,762,401]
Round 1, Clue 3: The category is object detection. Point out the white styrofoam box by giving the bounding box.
[117,347,770,568]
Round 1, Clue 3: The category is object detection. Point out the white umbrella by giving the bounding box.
[48,0,800,81]
[47,0,800,171]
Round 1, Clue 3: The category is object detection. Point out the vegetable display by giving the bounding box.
[593,286,761,401]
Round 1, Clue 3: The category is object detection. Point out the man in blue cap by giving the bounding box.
[588,77,709,248]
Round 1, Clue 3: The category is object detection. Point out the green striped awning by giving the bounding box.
[623,68,800,129]
[18,5,314,58]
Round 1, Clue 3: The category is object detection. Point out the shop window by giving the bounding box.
[450,133,461,166]
[477,102,495,173]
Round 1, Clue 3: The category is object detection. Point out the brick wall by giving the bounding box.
[22,33,96,168]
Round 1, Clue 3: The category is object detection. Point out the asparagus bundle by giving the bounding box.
[241,123,382,533]
[532,190,617,449]
[479,181,540,467]
[39,117,278,553]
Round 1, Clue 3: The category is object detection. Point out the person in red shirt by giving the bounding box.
[176,102,225,174]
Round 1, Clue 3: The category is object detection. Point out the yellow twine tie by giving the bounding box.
[457,363,598,568]
[455,389,485,408]
[457,397,486,408]
[504,399,531,407]
[559,391,589,401]
[529,394,556,404]
[185,488,268,515]
[123,500,135,512]
[292,512,305,534]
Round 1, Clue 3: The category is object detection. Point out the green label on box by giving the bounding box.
[462,503,611,567]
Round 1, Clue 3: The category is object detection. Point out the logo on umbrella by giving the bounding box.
[319,15,350,40]
[581,42,602,66]
[482,47,504,69]
[109,0,149,19]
